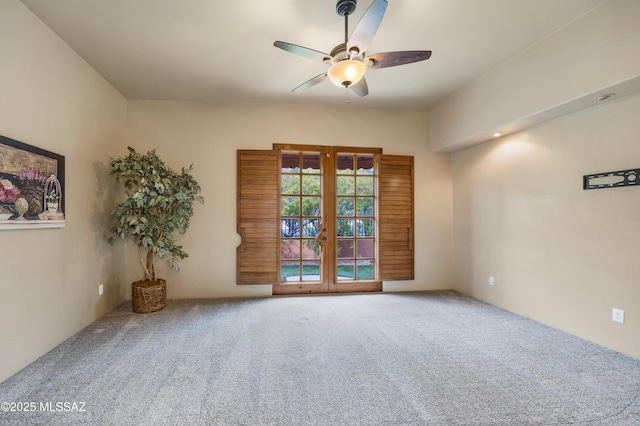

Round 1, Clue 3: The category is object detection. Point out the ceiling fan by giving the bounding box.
[273,0,432,97]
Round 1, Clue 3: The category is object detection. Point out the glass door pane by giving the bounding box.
[336,153,377,281]
[280,151,323,283]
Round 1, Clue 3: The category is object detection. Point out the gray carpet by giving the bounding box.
[1,291,639,425]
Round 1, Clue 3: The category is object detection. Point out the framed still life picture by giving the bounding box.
[0,134,65,230]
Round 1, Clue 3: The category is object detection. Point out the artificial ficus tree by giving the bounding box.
[108,147,204,282]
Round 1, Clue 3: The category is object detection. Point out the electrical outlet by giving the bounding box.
[98,284,104,296]
[612,308,624,324]
[489,276,495,286]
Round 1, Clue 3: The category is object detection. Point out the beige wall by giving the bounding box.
[0,1,128,382]
[125,101,453,298]
[452,93,640,358]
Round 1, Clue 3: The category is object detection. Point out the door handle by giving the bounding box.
[316,225,327,250]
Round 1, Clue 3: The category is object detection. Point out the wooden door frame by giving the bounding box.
[273,144,382,295]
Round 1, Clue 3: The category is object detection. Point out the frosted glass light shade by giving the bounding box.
[327,60,366,87]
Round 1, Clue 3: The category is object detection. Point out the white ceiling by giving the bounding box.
[21,0,606,109]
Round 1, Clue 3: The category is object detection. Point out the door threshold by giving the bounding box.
[272,281,382,295]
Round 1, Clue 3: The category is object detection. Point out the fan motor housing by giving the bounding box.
[336,0,356,17]
[330,43,350,61]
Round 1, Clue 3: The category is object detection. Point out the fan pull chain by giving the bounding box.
[345,87,351,104]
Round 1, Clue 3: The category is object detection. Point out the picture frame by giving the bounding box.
[0,134,65,230]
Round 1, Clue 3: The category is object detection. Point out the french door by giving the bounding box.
[273,145,382,295]
[236,145,414,292]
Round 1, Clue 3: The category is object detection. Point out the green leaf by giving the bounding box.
[107,147,203,281]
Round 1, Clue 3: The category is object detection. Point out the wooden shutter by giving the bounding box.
[237,150,279,284]
[379,154,414,281]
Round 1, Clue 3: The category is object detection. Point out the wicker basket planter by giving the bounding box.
[132,279,166,314]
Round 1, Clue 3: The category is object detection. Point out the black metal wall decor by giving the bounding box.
[583,168,640,190]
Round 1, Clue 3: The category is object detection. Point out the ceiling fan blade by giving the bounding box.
[274,41,331,62]
[350,77,369,97]
[292,73,328,92]
[347,0,388,56]
[367,50,432,69]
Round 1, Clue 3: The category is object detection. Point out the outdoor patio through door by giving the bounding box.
[274,145,382,295]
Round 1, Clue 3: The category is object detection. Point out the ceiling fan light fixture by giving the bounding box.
[327,59,366,88]
[274,0,431,97]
